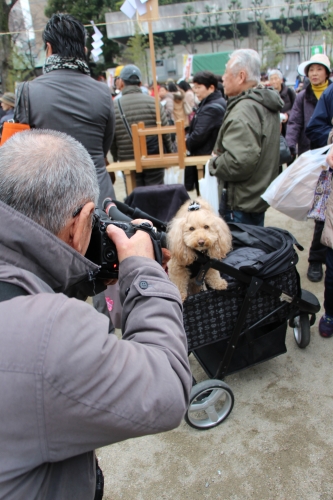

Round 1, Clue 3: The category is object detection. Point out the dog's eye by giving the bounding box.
[189,226,195,231]
[204,225,209,229]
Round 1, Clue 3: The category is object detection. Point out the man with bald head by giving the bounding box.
[210,49,283,226]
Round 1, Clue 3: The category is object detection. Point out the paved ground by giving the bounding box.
[98,173,331,500]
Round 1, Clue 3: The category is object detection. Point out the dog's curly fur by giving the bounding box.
[167,198,232,302]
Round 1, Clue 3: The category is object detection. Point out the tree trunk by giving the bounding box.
[0,0,17,92]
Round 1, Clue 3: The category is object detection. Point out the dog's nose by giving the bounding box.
[198,240,205,247]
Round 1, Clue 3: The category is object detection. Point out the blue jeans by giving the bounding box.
[224,210,265,227]
[324,247,333,316]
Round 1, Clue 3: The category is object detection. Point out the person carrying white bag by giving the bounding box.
[261,144,331,220]
[261,144,331,282]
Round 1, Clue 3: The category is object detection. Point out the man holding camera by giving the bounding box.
[0,130,191,499]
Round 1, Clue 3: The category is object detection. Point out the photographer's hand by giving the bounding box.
[106,219,155,262]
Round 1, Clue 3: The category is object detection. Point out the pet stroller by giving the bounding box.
[182,223,320,430]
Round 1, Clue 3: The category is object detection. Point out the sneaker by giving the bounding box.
[307,262,323,282]
[319,315,333,338]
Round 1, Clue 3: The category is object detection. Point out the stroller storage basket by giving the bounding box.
[192,320,288,377]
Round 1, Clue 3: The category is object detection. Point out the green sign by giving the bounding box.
[311,45,324,55]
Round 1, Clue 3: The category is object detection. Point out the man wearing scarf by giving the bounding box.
[16,14,115,208]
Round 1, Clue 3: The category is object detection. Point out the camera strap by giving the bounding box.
[0,281,28,302]
[131,223,163,267]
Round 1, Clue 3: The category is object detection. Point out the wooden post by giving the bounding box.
[144,0,164,156]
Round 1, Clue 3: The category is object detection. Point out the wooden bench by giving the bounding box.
[106,155,211,195]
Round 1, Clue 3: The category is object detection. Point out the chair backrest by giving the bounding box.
[131,120,186,173]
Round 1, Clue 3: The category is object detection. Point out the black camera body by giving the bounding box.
[85,209,165,280]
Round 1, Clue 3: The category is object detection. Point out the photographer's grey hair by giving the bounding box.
[229,49,261,84]
[268,69,283,80]
[0,129,99,235]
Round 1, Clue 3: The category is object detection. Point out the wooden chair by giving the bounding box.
[131,119,186,173]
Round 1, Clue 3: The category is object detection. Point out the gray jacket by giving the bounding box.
[111,85,172,161]
[0,200,191,499]
[16,69,115,207]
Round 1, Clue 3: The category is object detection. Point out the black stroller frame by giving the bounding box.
[182,223,321,430]
[106,201,320,431]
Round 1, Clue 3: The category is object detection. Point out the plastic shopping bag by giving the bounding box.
[261,145,331,220]
[164,166,180,185]
[198,159,219,214]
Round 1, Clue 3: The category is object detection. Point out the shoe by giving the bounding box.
[319,315,333,338]
[307,262,323,282]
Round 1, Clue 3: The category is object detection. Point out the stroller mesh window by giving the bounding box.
[183,268,298,351]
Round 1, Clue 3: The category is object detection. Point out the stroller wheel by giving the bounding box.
[292,314,310,349]
[185,379,234,430]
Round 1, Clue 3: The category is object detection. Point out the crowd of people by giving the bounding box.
[0,11,333,499]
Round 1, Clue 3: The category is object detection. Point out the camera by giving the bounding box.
[85,202,166,280]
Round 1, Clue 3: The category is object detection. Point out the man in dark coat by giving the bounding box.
[16,14,115,208]
[185,71,226,192]
[111,64,172,187]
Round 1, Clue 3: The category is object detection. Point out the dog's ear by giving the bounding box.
[167,216,197,265]
[209,218,233,259]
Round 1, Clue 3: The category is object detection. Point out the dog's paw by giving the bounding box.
[208,276,228,291]
[215,278,228,290]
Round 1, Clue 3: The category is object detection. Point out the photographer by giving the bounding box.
[0,130,191,499]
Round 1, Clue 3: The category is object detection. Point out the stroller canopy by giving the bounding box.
[224,223,303,278]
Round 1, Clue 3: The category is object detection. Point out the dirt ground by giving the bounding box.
[98,173,332,500]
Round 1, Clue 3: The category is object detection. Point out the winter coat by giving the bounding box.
[279,83,296,137]
[172,90,189,128]
[0,200,191,499]
[286,82,332,156]
[160,92,174,122]
[15,69,115,207]
[186,90,226,156]
[209,85,283,213]
[306,84,333,149]
[321,177,333,248]
[184,89,195,112]
[111,85,172,161]
[280,83,296,115]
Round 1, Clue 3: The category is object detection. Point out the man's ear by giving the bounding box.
[71,202,95,255]
[46,42,53,57]
[239,70,247,85]
[57,202,95,255]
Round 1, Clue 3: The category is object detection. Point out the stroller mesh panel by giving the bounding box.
[183,268,298,351]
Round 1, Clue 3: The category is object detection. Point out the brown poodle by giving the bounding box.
[167,198,232,302]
